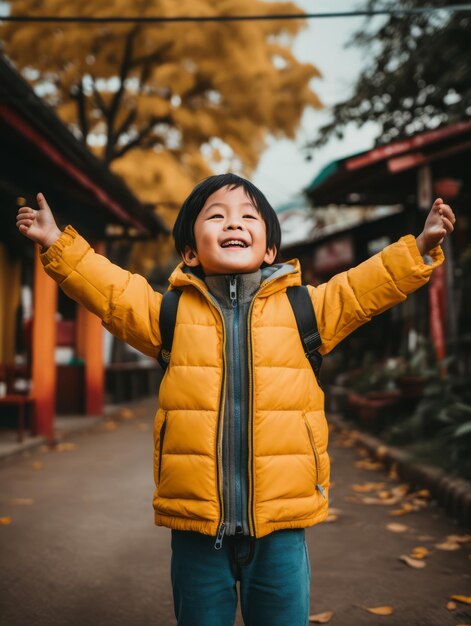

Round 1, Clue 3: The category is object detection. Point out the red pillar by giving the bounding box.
[76,241,105,416]
[32,245,58,440]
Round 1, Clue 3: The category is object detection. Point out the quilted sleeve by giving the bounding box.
[40,225,162,357]
[307,234,445,355]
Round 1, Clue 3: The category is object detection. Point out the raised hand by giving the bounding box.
[416,197,456,255]
[16,193,62,248]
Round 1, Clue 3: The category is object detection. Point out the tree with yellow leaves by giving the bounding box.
[2,1,322,210]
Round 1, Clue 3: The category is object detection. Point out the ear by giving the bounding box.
[181,245,200,267]
[263,246,277,265]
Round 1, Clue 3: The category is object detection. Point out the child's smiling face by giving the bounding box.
[182,185,277,275]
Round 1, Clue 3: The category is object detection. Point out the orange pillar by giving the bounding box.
[32,245,58,440]
[76,241,105,416]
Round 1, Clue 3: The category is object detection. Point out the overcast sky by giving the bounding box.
[252,0,385,207]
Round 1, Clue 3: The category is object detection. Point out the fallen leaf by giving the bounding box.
[386,522,409,533]
[390,503,417,516]
[364,606,394,615]
[376,445,388,459]
[410,546,431,559]
[446,601,457,611]
[101,421,118,431]
[449,595,471,605]
[354,460,384,471]
[388,463,399,480]
[309,611,334,623]
[360,495,402,506]
[447,534,471,545]
[408,489,430,499]
[10,498,34,505]
[352,482,386,493]
[378,490,393,499]
[399,554,426,569]
[327,507,341,516]
[410,498,428,509]
[56,442,77,452]
[324,514,338,523]
[119,409,135,419]
[31,462,43,470]
[435,541,461,551]
[0,517,13,525]
[391,483,410,498]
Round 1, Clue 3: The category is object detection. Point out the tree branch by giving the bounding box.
[91,77,108,117]
[105,26,140,161]
[111,108,137,144]
[73,77,89,143]
[130,42,174,71]
[107,114,172,163]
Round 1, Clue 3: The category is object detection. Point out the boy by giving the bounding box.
[16,174,455,626]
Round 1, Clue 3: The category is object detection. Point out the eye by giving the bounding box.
[208,213,223,219]
[244,214,257,219]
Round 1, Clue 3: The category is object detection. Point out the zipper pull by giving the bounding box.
[229,277,237,308]
[316,483,326,499]
[214,522,226,550]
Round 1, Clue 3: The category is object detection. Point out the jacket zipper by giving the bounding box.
[302,413,326,499]
[246,279,270,537]
[183,277,227,549]
[158,412,168,485]
[229,276,243,535]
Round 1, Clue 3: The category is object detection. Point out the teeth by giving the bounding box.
[222,240,246,248]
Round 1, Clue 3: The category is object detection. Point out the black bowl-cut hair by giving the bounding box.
[172,173,282,262]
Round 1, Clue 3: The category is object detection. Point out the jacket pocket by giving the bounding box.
[158,412,168,486]
[302,413,326,499]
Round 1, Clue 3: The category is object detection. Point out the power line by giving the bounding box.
[1,5,471,24]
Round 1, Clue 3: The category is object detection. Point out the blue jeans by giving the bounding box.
[170,528,311,626]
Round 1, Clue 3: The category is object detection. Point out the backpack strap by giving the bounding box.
[286,285,323,388]
[157,289,182,371]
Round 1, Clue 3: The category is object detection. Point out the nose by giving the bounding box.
[225,217,244,231]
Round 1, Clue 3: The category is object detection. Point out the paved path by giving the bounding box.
[1,396,470,625]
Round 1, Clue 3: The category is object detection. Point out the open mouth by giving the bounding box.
[220,240,248,248]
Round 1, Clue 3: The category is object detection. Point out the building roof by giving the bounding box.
[306,120,471,206]
[0,54,168,240]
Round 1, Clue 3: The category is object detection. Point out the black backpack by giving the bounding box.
[157,286,323,388]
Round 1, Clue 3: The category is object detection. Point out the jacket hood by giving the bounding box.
[167,259,302,297]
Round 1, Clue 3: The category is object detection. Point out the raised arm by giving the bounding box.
[16,193,162,357]
[308,197,455,355]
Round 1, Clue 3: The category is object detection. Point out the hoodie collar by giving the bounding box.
[168,259,302,297]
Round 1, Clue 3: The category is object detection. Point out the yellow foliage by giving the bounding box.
[2,0,321,195]
[2,0,323,274]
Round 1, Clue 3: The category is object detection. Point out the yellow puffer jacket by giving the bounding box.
[41,226,444,539]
